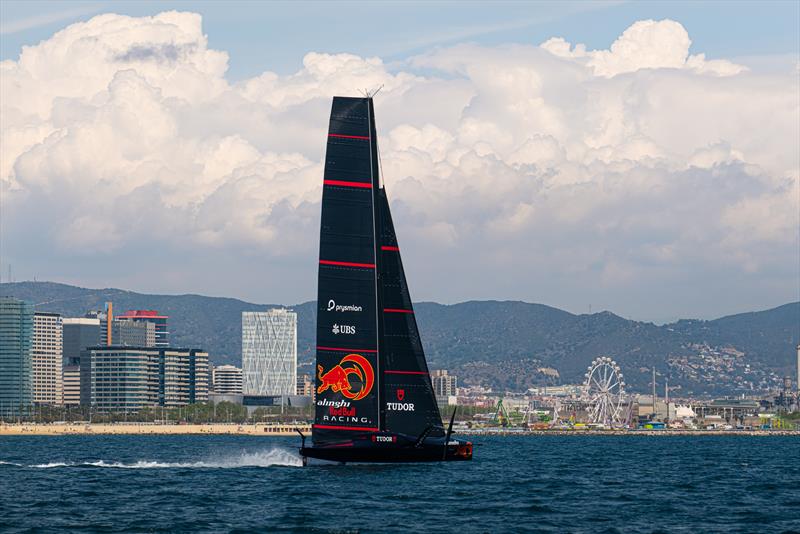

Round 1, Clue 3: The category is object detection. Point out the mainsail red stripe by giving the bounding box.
[385,370,429,375]
[317,346,378,353]
[313,424,379,432]
[319,260,375,268]
[381,246,400,251]
[328,133,369,140]
[323,179,372,189]
[384,308,413,313]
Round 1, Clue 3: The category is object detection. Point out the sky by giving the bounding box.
[0,1,798,323]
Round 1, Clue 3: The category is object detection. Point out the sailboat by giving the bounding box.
[298,95,473,463]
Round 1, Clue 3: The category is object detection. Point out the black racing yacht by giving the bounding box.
[298,95,473,464]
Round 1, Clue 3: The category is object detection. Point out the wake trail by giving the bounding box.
[4,449,303,469]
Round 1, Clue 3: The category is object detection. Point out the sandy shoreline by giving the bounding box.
[0,423,311,436]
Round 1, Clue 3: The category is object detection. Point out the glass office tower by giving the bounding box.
[0,297,34,416]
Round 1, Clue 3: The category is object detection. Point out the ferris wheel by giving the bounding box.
[583,356,626,427]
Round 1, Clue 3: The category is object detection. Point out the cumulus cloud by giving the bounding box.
[541,19,746,77]
[0,13,796,320]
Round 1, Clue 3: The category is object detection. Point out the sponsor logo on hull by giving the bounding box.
[317,353,374,401]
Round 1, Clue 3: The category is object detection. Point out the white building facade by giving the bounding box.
[242,309,297,396]
[211,364,243,394]
[32,312,63,405]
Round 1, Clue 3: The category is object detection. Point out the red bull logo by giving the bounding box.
[317,353,374,401]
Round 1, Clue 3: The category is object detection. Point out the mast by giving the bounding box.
[366,98,386,431]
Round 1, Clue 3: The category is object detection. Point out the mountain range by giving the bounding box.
[2,281,797,395]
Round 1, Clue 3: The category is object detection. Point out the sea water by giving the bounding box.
[0,435,798,533]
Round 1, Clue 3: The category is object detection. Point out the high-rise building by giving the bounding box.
[0,297,34,415]
[111,319,155,347]
[86,346,208,412]
[85,302,113,345]
[431,369,458,398]
[211,364,243,394]
[32,312,63,405]
[63,317,101,405]
[62,366,81,406]
[242,309,297,396]
[116,310,168,347]
[296,373,313,396]
[63,318,101,365]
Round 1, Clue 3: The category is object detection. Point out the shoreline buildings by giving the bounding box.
[242,309,297,397]
[84,346,208,412]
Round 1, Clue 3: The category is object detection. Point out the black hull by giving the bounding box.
[300,439,472,464]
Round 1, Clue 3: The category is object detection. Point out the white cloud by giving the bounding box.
[541,19,746,77]
[0,13,796,319]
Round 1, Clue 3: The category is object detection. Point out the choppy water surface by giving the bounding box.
[0,434,798,533]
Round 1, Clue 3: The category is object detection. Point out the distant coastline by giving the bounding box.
[2,423,796,437]
[0,423,310,436]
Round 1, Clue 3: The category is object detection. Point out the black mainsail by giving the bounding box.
[301,96,471,463]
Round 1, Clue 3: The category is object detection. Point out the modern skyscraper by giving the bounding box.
[64,317,101,406]
[63,318,101,365]
[211,364,243,394]
[111,319,155,347]
[242,309,297,396]
[86,346,208,411]
[0,297,34,416]
[32,312,63,405]
[116,310,169,347]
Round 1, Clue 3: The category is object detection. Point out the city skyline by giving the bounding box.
[0,1,798,324]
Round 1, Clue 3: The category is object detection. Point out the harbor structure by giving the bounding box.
[0,297,34,416]
[116,310,169,347]
[241,309,297,396]
[32,312,63,405]
[211,364,243,394]
[84,346,208,412]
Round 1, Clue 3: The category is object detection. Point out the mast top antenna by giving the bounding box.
[359,85,383,99]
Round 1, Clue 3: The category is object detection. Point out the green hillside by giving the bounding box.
[2,282,797,395]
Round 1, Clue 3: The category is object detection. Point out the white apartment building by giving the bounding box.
[211,364,243,394]
[32,312,63,405]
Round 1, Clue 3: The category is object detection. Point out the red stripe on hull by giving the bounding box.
[384,370,429,375]
[313,424,379,432]
[381,246,400,251]
[317,346,378,353]
[328,133,370,140]
[323,179,372,189]
[319,260,375,269]
[383,308,414,313]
